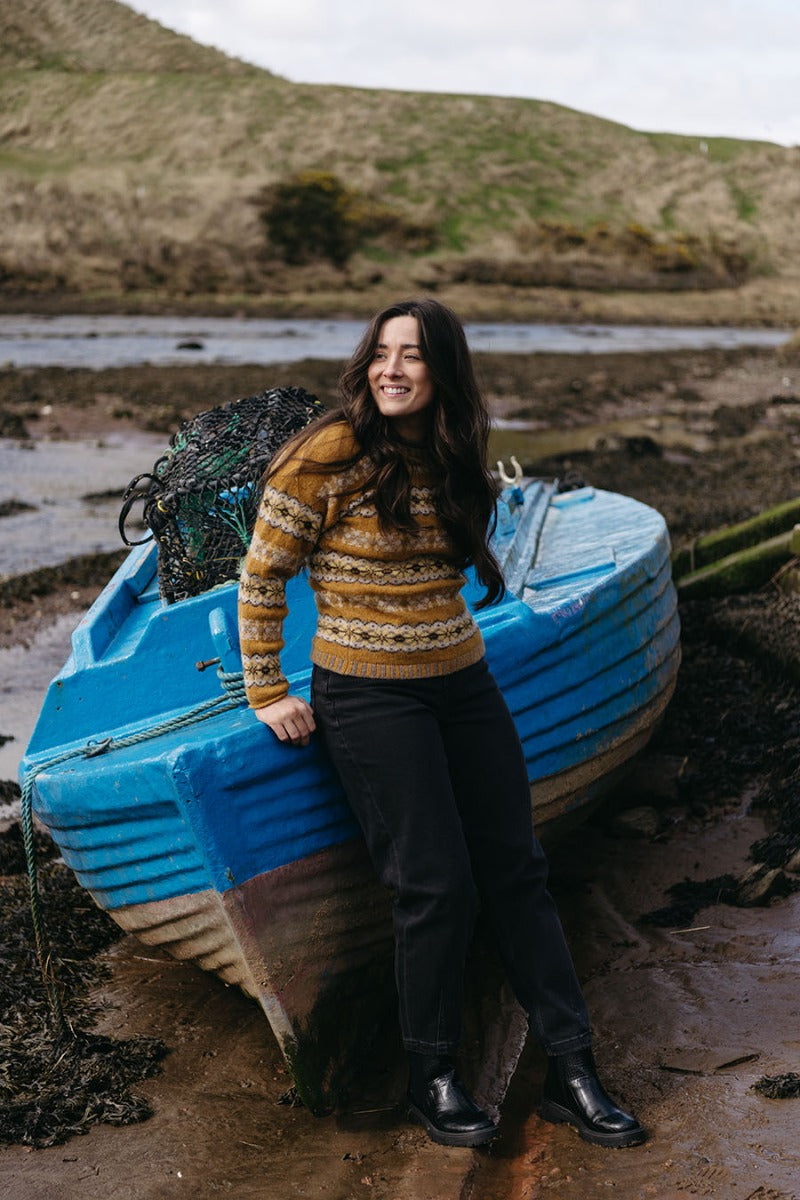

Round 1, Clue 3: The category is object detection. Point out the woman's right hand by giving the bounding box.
[253,694,316,747]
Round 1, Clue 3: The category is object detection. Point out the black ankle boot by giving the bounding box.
[407,1054,498,1148]
[540,1047,646,1148]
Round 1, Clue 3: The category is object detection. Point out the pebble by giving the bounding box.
[735,863,788,906]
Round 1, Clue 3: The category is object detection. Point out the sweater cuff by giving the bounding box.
[246,677,290,710]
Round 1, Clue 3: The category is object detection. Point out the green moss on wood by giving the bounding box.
[672,499,800,579]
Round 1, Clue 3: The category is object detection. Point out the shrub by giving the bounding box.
[257,171,437,267]
[258,171,357,267]
[624,222,656,248]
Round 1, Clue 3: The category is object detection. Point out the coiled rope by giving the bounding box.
[21,668,247,1036]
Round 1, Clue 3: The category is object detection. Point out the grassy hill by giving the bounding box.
[1,0,799,322]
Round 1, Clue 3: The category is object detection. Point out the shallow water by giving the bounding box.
[0,611,82,781]
[0,433,165,578]
[0,434,166,779]
[0,314,791,369]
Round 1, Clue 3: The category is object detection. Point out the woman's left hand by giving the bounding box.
[253,694,316,746]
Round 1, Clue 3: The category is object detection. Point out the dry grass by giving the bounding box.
[1,0,800,317]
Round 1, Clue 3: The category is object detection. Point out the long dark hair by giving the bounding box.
[268,298,505,608]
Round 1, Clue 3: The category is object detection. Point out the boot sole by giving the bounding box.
[539,1099,647,1148]
[407,1101,499,1148]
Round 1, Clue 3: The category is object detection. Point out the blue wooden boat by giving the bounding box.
[20,470,680,1112]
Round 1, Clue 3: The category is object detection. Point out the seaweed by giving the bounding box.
[640,874,739,928]
[0,814,58,876]
[638,593,800,927]
[0,1030,166,1148]
[0,820,168,1148]
[752,1073,800,1100]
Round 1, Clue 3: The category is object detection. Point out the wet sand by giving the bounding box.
[3,809,798,1200]
[2,347,800,1198]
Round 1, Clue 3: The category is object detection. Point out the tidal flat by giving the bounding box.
[1,346,799,1198]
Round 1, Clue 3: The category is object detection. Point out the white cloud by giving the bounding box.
[127,0,800,144]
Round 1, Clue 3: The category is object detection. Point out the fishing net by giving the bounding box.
[119,386,325,604]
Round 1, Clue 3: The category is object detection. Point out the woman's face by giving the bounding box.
[367,315,435,441]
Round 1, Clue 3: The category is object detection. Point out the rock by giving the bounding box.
[735,864,797,906]
[624,435,662,457]
[607,805,663,839]
[784,848,800,874]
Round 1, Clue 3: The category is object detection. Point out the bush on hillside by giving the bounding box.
[497,217,758,289]
[256,171,436,267]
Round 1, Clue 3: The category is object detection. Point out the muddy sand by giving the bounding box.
[2,346,800,1199]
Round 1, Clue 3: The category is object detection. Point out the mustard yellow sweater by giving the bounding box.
[238,419,485,708]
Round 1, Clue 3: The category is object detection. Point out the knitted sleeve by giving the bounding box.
[238,438,332,708]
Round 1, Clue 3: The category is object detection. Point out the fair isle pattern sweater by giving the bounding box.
[238,420,485,708]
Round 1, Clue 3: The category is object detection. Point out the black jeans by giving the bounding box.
[311,658,592,1057]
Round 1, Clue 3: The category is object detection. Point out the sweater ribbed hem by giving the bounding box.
[309,632,486,680]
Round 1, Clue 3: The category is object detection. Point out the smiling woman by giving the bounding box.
[237,297,646,1148]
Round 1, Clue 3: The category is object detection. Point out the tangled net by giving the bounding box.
[120,386,325,603]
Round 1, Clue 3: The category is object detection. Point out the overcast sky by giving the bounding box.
[128,0,799,146]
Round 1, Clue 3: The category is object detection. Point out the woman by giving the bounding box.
[238,298,645,1149]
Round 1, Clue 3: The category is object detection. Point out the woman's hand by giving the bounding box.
[253,695,316,747]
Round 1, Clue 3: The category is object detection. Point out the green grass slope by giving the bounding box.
[1,0,798,319]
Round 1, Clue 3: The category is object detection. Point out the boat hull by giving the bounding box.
[21,481,680,1112]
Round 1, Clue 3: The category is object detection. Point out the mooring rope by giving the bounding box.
[20,668,248,1036]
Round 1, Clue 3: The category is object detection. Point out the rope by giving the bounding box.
[21,668,248,1035]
